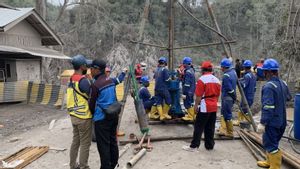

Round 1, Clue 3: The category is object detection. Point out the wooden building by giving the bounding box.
[0,4,69,82]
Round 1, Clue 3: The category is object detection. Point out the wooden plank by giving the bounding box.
[4,147,34,163]
[15,147,48,169]
[0,146,49,169]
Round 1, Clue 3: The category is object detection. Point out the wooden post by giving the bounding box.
[204,0,230,58]
[168,0,175,71]
[117,0,151,134]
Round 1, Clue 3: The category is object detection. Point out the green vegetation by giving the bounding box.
[3,0,298,79]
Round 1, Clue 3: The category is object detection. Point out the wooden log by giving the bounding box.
[237,131,261,161]
[119,135,241,146]
[148,120,193,125]
[242,130,300,169]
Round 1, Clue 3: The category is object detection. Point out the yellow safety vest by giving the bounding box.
[67,76,92,119]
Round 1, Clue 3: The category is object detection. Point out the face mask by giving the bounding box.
[144,82,150,87]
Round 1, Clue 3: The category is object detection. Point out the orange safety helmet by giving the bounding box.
[201,61,213,69]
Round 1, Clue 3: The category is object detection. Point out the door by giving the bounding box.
[0,60,5,82]
[5,60,17,82]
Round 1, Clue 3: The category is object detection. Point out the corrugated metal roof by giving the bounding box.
[0,8,33,28]
[0,6,63,46]
[0,45,70,59]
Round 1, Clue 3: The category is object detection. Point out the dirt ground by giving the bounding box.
[0,98,298,169]
[0,103,65,137]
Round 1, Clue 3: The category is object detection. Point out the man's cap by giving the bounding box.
[91,59,107,70]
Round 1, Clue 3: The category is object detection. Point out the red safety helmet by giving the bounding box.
[136,64,141,68]
[201,61,213,69]
[105,67,111,72]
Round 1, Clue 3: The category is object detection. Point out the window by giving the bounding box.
[6,64,11,78]
[0,60,4,69]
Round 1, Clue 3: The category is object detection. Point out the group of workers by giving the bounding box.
[138,56,290,169]
[66,53,290,169]
[67,55,127,169]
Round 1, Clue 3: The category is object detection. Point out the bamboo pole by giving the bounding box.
[131,41,236,51]
[119,135,241,145]
[119,143,132,158]
[129,40,167,48]
[237,131,262,161]
[127,148,147,168]
[204,0,230,58]
[177,1,230,43]
[168,0,175,71]
[117,0,151,136]
[242,130,300,169]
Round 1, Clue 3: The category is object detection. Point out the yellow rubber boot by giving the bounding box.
[148,106,159,120]
[217,116,227,136]
[233,111,244,126]
[157,105,165,121]
[269,150,282,169]
[257,153,270,168]
[182,107,195,121]
[225,120,234,138]
[162,104,172,120]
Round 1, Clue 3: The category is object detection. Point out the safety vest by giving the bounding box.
[67,75,92,119]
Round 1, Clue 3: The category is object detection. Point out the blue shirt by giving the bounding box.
[240,71,257,101]
[260,77,291,128]
[154,66,170,91]
[221,68,238,99]
[139,87,151,103]
[182,66,195,96]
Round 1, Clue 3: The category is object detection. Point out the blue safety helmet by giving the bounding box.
[243,60,253,68]
[182,56,192,65]
[220,58,232,68]
[158,57,167,64]
[71,54,87,68]
[262,58,279,71]
[141,76,150,84]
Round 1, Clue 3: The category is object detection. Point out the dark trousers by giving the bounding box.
[183,95,194,109]
[155,90,172,105]
[94,117,119,169]
[221,99,233,121]
[190,112,216,150]
[263,125,286,153]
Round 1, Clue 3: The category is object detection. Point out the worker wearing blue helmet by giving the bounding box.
[234,60,257,125]
[68,54,92,169]
[181,56,196,121]
[257,58,291,169]
[154,57,172,121]
[139,76,159,120]
[218,58,237,138]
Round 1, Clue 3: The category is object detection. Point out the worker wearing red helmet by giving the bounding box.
[183,61,221,152]
[135,63,143,82]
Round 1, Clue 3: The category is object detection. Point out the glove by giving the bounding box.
[257,123,265,133]
[181,95,186,100]
[122,68,128,73]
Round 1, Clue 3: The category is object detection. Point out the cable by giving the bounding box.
[288,124,300,154]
